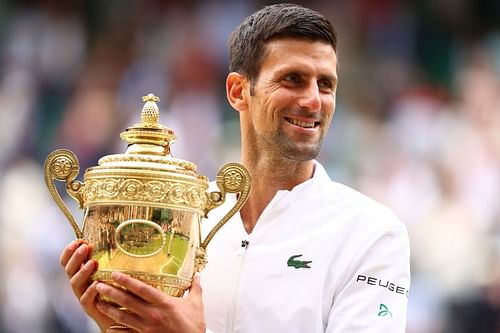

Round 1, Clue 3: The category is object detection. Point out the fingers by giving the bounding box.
[187,274,203,301]
[96,282,146,313]
[71,260,98,297]
[110,272,166,304]
[96,300,142,331]
[64,242,91,278]
[59,240,81,267]
[80,280,100,305]
[96,274,206,333]
[60,240,97,298]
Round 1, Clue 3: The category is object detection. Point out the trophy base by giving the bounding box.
[93,270,191,297]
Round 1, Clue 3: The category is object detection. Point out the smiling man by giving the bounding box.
[60,4,411,332]
[228,36,338,233]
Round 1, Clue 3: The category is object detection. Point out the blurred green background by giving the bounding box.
[0,0,499,332]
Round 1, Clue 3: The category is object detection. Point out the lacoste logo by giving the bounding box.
[287,254,312,269]
[377,303,393,318]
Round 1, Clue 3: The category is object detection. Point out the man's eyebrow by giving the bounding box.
[274,66,338,83]
[280,69,336,79]
[276,68,306,76]
[318,73,338,83]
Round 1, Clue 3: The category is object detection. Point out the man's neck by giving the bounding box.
[239,157,314,234]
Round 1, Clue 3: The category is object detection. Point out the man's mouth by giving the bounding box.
[285,117,318,129]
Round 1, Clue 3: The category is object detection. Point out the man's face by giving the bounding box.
[243,38,338,162]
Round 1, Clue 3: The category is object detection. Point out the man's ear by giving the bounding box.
[226,72,249,112]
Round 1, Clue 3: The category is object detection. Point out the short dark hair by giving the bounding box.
[229,3,337,84]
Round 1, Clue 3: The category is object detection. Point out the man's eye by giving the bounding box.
[318,79,333,92]
[283,73,301,84]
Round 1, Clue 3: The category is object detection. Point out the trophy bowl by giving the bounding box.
[44,93,251,298]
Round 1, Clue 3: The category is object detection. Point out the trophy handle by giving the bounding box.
[201,162,251,250]
[44,149,85,239]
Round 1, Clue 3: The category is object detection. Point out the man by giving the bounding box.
[60,4,411,332]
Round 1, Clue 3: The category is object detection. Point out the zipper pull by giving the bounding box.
[237,240,249,255]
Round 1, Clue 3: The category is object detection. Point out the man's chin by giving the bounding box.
[282,144,321,161]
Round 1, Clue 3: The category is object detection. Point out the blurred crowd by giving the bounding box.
[0,0,499,332]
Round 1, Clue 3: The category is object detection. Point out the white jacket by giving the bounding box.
[201,161,410,333]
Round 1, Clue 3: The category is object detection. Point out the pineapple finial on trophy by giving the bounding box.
[119,93,176,150]
[141,93,160,125]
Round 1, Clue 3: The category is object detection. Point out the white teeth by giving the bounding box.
[287,118,316,128]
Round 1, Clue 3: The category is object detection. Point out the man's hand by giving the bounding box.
[96,272,206,333]
[59,240,116,331]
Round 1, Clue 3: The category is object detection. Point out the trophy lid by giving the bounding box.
[79,93,209,212]
[93,93,203,176]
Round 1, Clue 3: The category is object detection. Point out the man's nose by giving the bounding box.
[297,83,321,112]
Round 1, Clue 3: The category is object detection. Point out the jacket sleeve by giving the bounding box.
[326,226,411,332]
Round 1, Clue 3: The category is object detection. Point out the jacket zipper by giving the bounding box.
[226,241,249,333]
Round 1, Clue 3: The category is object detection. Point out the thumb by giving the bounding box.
[187,274,203,300]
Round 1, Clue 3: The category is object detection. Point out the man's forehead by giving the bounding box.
[260,38,337,73]
[265,35,335,47]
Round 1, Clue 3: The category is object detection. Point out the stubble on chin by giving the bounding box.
[273,130,323,162]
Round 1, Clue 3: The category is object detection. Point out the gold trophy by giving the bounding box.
[44,93,251,298]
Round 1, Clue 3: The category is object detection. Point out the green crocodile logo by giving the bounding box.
[287,254,312,269]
